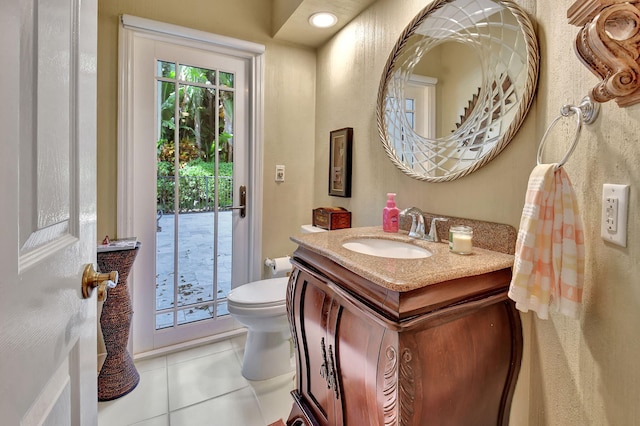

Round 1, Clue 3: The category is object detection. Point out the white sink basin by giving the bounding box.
[342,238,432,259]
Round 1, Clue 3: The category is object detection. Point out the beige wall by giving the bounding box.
[531,0,640,424]
[315,0,640,424]
[97,0,316,266]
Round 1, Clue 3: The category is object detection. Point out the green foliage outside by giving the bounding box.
[156,63,235,214]
[158,159,234,213]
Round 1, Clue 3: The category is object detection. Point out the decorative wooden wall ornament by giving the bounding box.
[568,0,640,106]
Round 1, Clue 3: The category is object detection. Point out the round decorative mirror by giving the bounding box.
[377,0,539,182]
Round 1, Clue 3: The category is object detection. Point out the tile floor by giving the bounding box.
[98,335,294,426]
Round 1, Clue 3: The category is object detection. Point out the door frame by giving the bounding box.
[117,15,265,355]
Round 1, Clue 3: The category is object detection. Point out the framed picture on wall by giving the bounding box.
[328,127,353,197]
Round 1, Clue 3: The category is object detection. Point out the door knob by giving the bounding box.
[82,264,118,301]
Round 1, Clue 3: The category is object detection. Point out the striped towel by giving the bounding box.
[508,164,585,319]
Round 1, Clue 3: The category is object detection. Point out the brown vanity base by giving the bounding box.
[286,247,522,426]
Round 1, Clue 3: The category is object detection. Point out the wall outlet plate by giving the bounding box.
[275,165,285,182]
[601,183,629,247]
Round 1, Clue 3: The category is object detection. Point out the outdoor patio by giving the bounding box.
[155,211,233,328]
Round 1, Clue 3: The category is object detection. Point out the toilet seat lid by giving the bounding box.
[227,276,289,307]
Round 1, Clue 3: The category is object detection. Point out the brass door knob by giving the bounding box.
[82,264,119,301]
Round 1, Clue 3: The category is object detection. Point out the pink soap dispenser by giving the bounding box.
[383,193,400,233]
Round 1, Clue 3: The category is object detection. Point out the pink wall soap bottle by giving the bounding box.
[383,193,400,233]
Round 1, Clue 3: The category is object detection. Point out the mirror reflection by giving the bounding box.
[377,0,539,181]
[408,41,482,139]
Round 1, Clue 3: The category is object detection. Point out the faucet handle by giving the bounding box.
[400,207,426,238]
[408,215,425,239]
[428,217,448,242]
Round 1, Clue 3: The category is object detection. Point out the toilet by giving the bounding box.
[227,224,326,381]
[227,276,292,381]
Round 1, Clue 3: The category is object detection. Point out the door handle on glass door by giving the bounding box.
[228,185,246,218]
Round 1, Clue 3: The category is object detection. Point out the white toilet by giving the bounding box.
[227,276,292,381]
[227,224,326,381]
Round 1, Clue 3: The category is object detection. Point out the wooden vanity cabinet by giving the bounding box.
[286,247,522,426]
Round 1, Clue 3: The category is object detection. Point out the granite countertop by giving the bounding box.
[290,226,515,292]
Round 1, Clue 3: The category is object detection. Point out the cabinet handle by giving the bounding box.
[319,337,340,400]
[320,337,329,383]
[327,344,340,400]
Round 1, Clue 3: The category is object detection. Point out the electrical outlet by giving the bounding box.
[601,184,629,247]
[605,197,618,232]
[275,165,285,182]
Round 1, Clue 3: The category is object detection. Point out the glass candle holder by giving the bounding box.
[449,225,473,254]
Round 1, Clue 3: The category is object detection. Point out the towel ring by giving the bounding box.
[536,96,599,169]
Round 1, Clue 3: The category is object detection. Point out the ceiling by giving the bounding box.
[272,0,377,47]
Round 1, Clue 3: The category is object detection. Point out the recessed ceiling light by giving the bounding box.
[309,12,338,28]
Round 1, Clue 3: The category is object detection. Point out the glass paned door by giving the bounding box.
[122,21,262,354]
[155,61,236,331]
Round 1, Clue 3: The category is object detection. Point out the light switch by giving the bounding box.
[601,183,629,247]
[275,165,285,182]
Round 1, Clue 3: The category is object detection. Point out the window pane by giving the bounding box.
[219,90,234,164]
[177,305,214,325]
[156,312,173,330]
[406,112,415,129]
[216,208,232,298]
[219,71,234,88]
[157,60,175,78]
[157,81,176,147]
[156,80,176,332]
[177,84,216,165]
[405,98,415,110]
[216,301,229,317]
[179,64,215,85]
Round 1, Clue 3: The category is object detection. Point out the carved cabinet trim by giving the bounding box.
[383,346,416,426]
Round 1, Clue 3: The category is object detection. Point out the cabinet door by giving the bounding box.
[290,267,387,425]
[332,295,385,425]
[291,269,340,425]
[324,296,343,425]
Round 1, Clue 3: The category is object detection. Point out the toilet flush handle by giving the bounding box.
[227,185,246,218]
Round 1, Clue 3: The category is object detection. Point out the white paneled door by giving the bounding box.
[0,0,98,424]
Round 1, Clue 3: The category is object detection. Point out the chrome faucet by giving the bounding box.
[400,207,426,239]
[425,217,448,242]
[400,208,449,242]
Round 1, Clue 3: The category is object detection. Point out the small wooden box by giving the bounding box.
[312,207,351,230]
